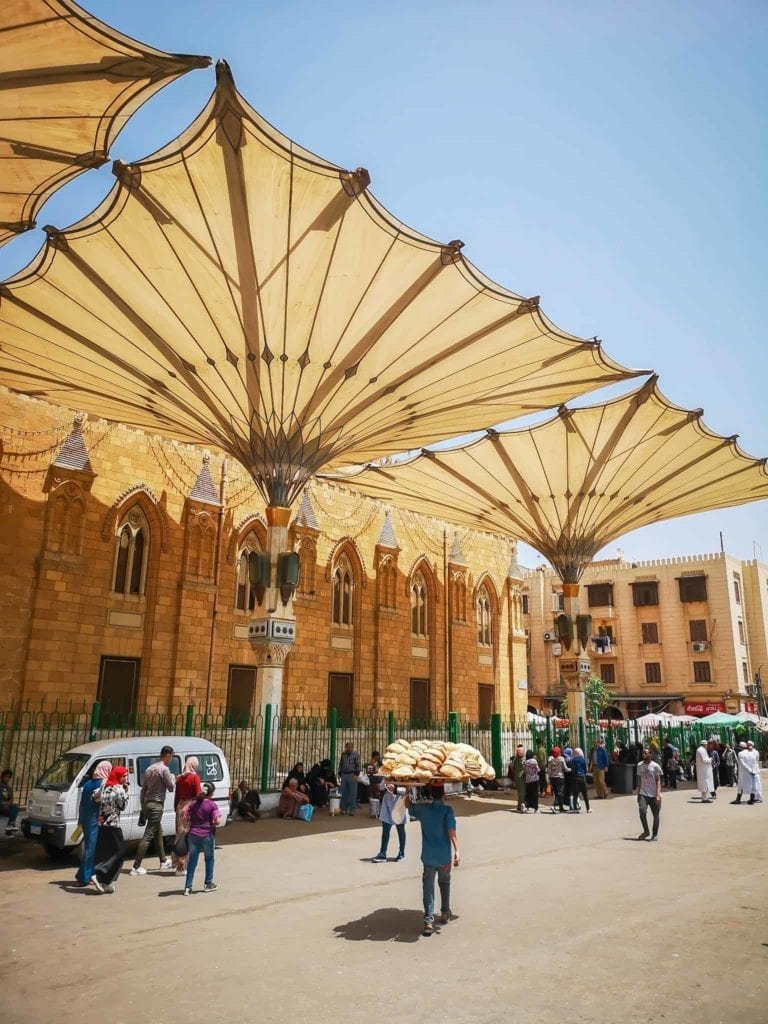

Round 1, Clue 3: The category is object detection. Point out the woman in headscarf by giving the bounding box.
[182,781,221,895]
[75,760,110,887]
[277,777,310,818]
[172,756,201,873]
[523,750,540,813]
[309,760,335,807]
[570,748,591,813]
[547,747,567,814]
[284,762,310,795]
[91,765,129,893]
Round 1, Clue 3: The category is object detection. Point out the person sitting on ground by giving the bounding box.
[308,760,336,808]
[278,777,310,819]
[0,769,20,836]
[230,780,261,821]
[284,762,310,795]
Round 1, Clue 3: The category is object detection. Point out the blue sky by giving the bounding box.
[2,0,766,564]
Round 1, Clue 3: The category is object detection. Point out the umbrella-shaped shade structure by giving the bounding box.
[0,0,210,246]
[0,60,645,507]
[327,376,768,581]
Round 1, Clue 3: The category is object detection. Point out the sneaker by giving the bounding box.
[637,833,650,841]
[422,922,434,937]
[371,854,387,863]
[395,853,405,862]
[183,887,192,896]
[103,884,115,894]
[90,876,104,894]
[438,912,451,925]
[130,866,147,876]
[648,836,659,842]
[5,824,18,835]
[730,799,742,805]
[160,859,173,871]
[204,882,218,892]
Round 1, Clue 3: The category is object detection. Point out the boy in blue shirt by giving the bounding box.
[406,783,460,936]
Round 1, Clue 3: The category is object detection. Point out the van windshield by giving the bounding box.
[36,753,90,792]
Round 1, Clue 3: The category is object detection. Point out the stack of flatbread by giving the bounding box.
[379,739,495,783]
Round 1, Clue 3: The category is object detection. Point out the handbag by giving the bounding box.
[297,803,314,822]
[172,831,189,857]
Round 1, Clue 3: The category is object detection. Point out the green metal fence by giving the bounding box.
[0,701,763,807]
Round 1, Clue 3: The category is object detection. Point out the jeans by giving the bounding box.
[340,774,357,813]
[638,793,661,837]
[1,801,19,825]
[75,818,99,883]
[378,821,406,857]
[422,864,451,923]
[134,800,166,867]
[551,776,565,811]
[185,834,215,889]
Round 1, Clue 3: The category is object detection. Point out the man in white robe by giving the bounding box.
[695,740,714,803]
[732,741,756,804]
[745,741,762,802]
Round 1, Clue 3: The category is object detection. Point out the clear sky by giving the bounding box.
[2,0,766,565]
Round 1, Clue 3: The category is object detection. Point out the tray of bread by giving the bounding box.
[378,738,496,784]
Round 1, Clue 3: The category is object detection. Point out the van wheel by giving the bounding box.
[43,842,78,862]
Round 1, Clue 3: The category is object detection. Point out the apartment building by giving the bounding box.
[524,553,768,718]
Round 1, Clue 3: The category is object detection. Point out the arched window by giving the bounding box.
[476,587,492,647]
[236,532,263,611]
[113,507,149,596]
[331,554,354,627]
[410,571,428,637]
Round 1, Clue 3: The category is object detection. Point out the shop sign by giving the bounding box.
[684,701,725,716]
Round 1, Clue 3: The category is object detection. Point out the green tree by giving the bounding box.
[585,675,615,721]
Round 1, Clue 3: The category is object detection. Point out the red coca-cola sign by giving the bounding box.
[685,701,725,716]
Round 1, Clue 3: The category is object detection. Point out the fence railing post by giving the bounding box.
[329,707,338,771]
[387,710,395,746]
[185,704,194,737]
[89,701,101,742]
[260,704,273,792]
[490,713,502,778]
[545,715,552,753]
[578,716,586,753]
[448,711,460,744]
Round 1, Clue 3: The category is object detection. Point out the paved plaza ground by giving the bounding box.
[1,781,766,1024]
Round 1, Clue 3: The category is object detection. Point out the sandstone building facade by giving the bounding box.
[0,390,528,722]
[524,554,768,718]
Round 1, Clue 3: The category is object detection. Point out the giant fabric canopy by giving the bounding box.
[0,0,210,247]
[0,60,644,506]
[327,377,768,581]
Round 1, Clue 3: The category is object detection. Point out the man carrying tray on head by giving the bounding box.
[405,782,460,937]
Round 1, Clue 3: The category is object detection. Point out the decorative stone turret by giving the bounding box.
[376,508,399,549]
[52,412,92,473]
[188,451,220,506]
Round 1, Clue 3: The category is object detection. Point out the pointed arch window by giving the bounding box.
[332,554,354,627]
[236,533,263,611]
[113,507,149,596]
[476,587,492,647]
[410,571,428,637]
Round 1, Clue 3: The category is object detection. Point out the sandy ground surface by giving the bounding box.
[0,781,766,1024]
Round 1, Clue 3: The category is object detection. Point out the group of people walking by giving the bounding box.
[509,741,608,814]
[75,745,220,896]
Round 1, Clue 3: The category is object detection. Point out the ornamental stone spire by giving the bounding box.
[188,451,220,505]
[52,412,92,472]
[376,508,399,549]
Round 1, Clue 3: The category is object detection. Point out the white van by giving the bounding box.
[21,736,230,858]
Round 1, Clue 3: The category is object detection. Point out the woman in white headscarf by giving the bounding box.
[695,741,714,803]
[172,757,201,872]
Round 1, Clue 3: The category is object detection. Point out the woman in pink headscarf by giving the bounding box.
[172,757,201,872]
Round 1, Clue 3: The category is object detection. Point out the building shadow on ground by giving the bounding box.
[333,907,432,943]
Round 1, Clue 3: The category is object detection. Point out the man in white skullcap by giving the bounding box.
[695,740,714,803]
[732,741,756,805]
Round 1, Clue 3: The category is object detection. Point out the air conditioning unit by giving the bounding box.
[543,631,554,642]
[691,641,709,653]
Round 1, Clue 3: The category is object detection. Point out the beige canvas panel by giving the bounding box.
[0,61,644,504]
[327,377,768,580]
[0,0,209,245]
